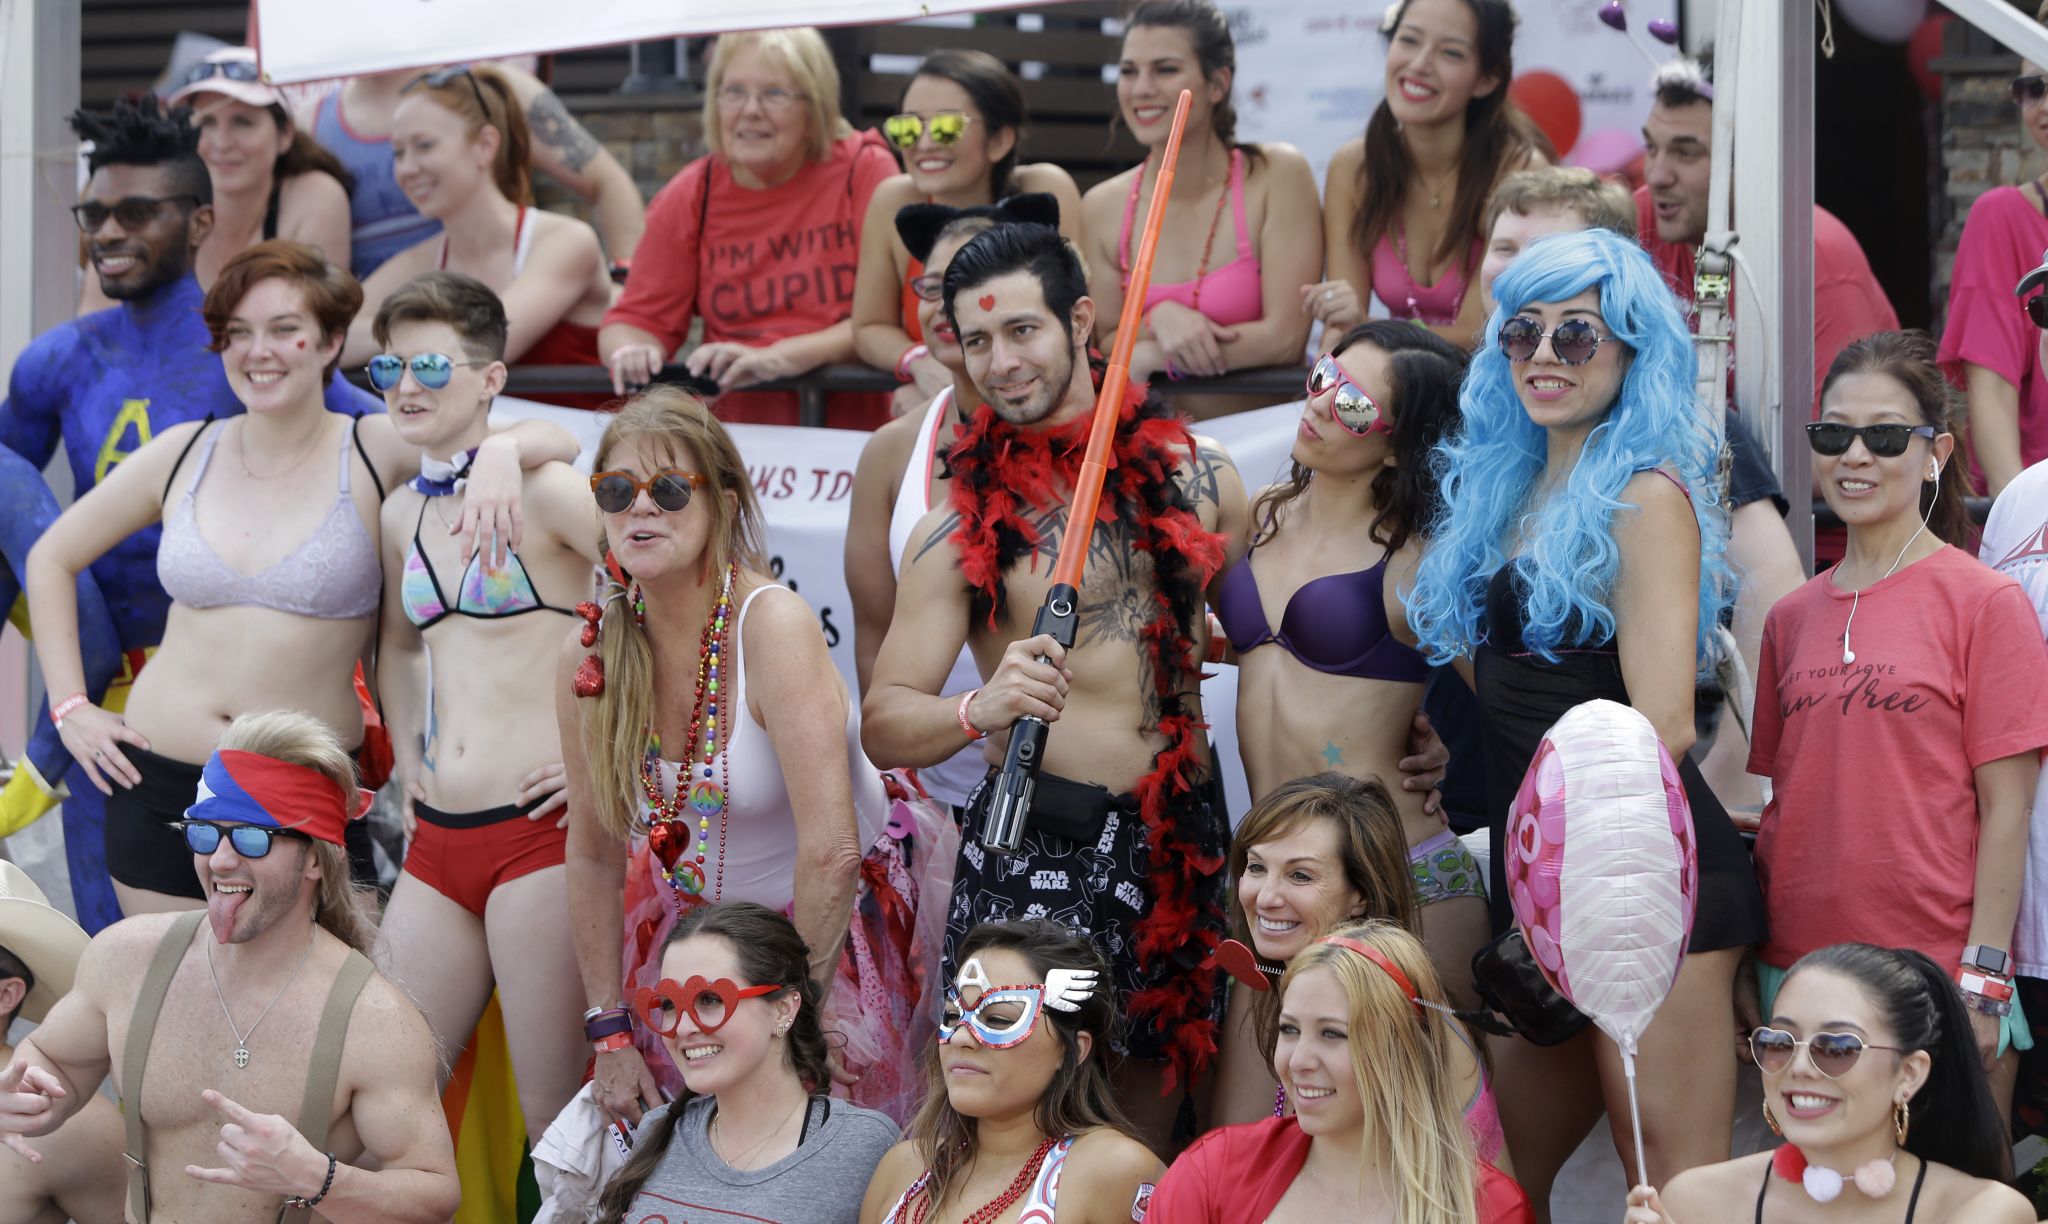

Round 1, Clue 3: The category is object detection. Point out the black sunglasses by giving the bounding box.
[2014,74,2047,106]
[403,65,491,117]
[1749,1027,1904,1078]
[590,469,709,514]
[70,194,199,235]
[1805,422,1938,458]
[181,58,263,88]
[178,820,310,858]
[1498,316,1606,366]
[2026,293,2048,330]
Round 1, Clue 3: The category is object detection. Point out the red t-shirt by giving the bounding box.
[1938,185,2048,488]
[604,129,897,428]
[1747,546,2048,969]
[1146,1116,1533,1223]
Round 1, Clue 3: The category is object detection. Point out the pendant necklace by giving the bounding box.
[205,923,318,1069]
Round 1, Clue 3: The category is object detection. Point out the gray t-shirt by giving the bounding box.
[624,1094,898,1224]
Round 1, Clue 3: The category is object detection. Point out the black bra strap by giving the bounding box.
[161,415,217,503]
[1754,1157,1770,1223]
[351,418,386,501]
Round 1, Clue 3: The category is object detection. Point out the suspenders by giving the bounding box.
[120,911,374,1222]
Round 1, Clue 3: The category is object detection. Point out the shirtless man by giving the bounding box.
[0,861,124,1224]
[0,711,458,1223]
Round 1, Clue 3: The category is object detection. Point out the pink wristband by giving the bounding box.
[895,343,930,383]
[50,693,88,728]
[957,689,986,741]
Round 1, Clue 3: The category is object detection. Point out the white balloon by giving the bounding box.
[1837,0,1928,44]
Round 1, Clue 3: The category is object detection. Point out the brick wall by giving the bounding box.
[1931,28,2048,331]
[531,96,706,223]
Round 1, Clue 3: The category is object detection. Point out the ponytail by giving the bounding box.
[591,1100,686,1223]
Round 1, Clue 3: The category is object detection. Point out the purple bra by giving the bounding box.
[1215,552,1429,683]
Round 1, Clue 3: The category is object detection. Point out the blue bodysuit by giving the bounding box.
[0,272,377,930]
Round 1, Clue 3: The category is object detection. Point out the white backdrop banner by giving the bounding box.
[489,396,1304,824]
[253,0,1041,84]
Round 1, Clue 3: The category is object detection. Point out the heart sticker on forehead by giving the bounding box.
[978,294,996,311]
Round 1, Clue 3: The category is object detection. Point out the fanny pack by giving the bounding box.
[1025,772,1121,843]
[1468,927,1591,1047]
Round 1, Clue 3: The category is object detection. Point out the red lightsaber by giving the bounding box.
[980,89,1194,853]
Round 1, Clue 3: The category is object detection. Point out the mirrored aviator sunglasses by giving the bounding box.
[883,111,972,150]
[365,352,482,392]
[1306,355,1388,436]
[590,469,708,513]
[1498,316,1604,366]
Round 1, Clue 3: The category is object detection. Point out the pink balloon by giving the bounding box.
[1567,127,1646,177]
[1505,700,1698,1052]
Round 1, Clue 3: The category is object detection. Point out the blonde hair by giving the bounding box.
[704,28,852,163]
[1482,165,1637,243]
[214,710,378,954]
[1278,921,1479,1224]
[400,63,532,205]
[580,388,767,841]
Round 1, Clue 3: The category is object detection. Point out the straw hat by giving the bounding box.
[0,862,89,1026]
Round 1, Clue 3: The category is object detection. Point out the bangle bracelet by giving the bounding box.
[593,1031,634,1053]
[285,1152,337,1208]
[50,693,88,728]
[957,690,986,741]
[584,1009,633,1041]
[895,343,930,383]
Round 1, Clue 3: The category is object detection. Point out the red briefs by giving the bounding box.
[404,798,567,918]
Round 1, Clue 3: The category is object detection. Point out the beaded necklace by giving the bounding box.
[1120,147,1237,315]
[640,562,737,899]
[895,1134,1059,1224]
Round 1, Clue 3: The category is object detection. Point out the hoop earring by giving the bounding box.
[1894,1098,1910,1147]
[1763,1098,1783,1136]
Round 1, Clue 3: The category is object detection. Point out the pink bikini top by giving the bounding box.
[1371,225,1479,326]
[1120,147,1264,328]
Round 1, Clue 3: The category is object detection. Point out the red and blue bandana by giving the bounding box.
[185,749,369,848]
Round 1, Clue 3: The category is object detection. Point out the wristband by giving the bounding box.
[49,693,88,728]
[894,343,930,383]
[593,1031,635,1053]
[957,689,986,741]
[1964,989,2014,1018]
[1958,969,2015,1003]
[285,1152,337,1209]
[583,1008,633,1041]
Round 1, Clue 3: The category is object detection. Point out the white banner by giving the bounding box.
[253,0,1043,84]
[1231,0,1681,187]
[489,396,1304,823]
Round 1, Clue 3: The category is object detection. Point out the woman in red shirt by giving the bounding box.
[601,27,897,429]
[1749,331,2048,1116]
[1150,921,1531,1223]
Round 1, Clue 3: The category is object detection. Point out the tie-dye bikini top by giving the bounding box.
[400,497,568,629]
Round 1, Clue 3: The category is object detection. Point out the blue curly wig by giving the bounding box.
[1407,227,1731,674]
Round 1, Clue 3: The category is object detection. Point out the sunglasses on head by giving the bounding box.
[177,819,309,859]
[2014,74,2048,106]
[1306,354,1391,436]
[1749,1026,1904,1078]
[365,352,487,392]
[1805,422,1938,458]
[70,195,198,235]
[634,976,780,1037]
[403,65,490,116]
[590,469,709,514]
[1497,316,1607,366]
[181,58,263,88]
[883,111,975,150]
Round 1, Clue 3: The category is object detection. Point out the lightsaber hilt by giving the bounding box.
[979,583,1079,854]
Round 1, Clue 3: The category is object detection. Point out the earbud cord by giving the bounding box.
[1840,464,1938,665]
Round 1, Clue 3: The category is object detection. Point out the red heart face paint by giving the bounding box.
[979,294,997,311]
[295,339,307,349]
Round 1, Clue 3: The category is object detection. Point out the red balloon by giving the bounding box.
[1509,71,1582,157]
[1906,14,1951,103]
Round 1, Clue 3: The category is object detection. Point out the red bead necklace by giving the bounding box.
[897,1134,1058,1224]
[638,562,736,899]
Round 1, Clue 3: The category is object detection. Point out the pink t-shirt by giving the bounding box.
[1748,546,2048,969]
[1938,185,2048,486]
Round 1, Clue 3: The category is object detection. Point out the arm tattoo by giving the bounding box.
[1184,443,1234,509]
[912,511,963,564]
[526,91,602,174]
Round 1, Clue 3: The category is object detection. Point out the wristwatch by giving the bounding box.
[1962,944,2011,976]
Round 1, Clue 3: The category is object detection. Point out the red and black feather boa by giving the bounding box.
[942,374,1230,1094]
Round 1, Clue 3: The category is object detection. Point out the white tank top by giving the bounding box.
[646,584,887,908]
[885,387,990,809]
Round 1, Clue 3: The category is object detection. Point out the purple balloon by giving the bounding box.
[1598,0,1628,32]
[1647,18,1679,43]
